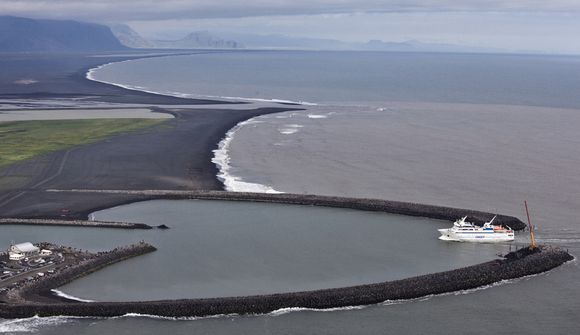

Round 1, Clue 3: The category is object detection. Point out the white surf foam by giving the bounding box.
[212,119,283,194]
[0,316,80,333]
[87,59,318,106]
[87,59,208,101]
[198,94,318,106]
[307,114,328,119]
[268,305,366,316]
[5,266,566,328]
[114,312,239,321]
[278,124,304,135]
[279,129,298,135]
[264,266,576,318]
[13,79,38,85]
[50,289,95,303]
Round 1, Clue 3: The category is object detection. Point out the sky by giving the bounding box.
[2,0,580,54]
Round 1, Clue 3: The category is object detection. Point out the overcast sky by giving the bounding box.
[2,0,580,53]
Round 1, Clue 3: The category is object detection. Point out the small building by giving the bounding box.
[8,242,40,261]
[40,249,53,256]
[9,253,25,261]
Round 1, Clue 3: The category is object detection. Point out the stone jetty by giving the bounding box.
[1,242,156,305]
[47,189,528,230]
[0,246,572,319]
[0,218,153,229]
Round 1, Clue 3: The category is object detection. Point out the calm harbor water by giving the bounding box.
[2,51,580,333]
[1,200,506,301]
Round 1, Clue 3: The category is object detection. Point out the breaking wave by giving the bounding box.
[0,316,82,333]
[50,289,95,303]
[212,119,283,193]
[87,60,317,106]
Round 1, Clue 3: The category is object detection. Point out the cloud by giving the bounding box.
[2,0,580,22]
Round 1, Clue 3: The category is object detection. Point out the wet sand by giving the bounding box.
[0,108,173,121]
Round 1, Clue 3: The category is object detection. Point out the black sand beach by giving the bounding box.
[0,50,576,326]
[0,51,240,105]
[0,52,298,219]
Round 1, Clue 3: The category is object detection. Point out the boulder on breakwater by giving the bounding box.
[0,246,572,319]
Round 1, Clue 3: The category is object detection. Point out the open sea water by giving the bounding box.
[2,51,580,333]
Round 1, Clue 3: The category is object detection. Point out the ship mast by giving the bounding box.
[524,200,538,249]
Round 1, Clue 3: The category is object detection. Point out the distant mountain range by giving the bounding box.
[110,25,243,49]
[215,32,504,53]
[0,16,243,52]
[362,39,503,53]
[152,31,244,49]
[109,24,155,49]
[112,26,500,53]
[0,16,127,52]
[0,15,507,54]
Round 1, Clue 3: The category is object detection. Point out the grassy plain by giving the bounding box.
[0,119,165,168]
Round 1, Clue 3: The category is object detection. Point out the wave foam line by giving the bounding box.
[50,289,95,303]
[113,312,239,321]
[3,261,570,326]
[212,119,283,194]
[268,305,367,316]
[87,60,195,100]
[307,114,328,119]
[202,95,318,106]
[265,267,573,318]
[87,60,318,106]
[0,315,81,333]
[95,276,530,322]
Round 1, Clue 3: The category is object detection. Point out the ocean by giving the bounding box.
[3,51,580,333]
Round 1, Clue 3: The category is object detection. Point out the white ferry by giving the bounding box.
[438,216,514,242]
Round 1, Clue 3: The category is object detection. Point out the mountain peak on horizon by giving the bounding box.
[0,15,127,52]
[152,31,244,49]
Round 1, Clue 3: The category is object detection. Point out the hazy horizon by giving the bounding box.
[1,1,579,55]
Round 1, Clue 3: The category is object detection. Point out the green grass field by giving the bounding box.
[0,119,166,168]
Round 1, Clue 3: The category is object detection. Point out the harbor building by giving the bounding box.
[8,242,40,261]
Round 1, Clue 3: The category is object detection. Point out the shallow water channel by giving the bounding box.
[1,200,510,301]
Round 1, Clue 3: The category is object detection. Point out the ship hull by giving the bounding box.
[438,228,514,243]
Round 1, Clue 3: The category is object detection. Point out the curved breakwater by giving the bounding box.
[48,189,528,230]
[2,242,157,305]
[0,247,572,319]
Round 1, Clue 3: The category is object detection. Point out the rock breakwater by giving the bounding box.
[47,189,527,230]
[0,246,572,319]
[0,218,153,229]
[1,242,156,305]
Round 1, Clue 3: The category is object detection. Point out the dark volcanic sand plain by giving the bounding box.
[0,51,239,105]
[0,52,298,219]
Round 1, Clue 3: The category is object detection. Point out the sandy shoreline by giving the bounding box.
[0,51,242,105]
[0,51,577,323]
[0,51,300,219]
